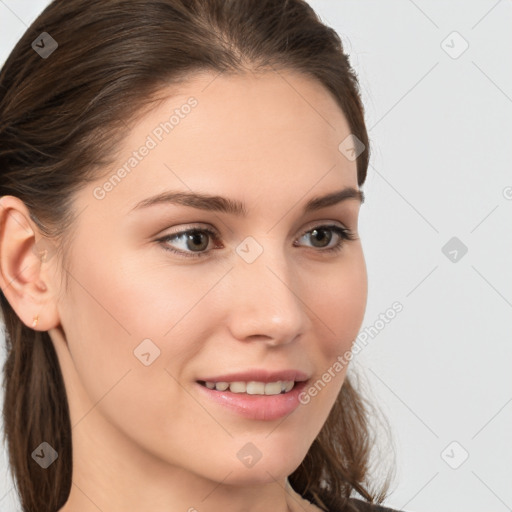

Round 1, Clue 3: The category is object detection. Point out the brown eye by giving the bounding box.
[183,231,210,252]
[308,227,333,248]
[158,228,219,258]
[295,224,357,254]
[157,224,356,259]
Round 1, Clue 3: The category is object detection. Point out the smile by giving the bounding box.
[197,380,295,395]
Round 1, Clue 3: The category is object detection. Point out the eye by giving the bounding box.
[294,224,357,254]
[156,224,357,259]
[157,227,219,259]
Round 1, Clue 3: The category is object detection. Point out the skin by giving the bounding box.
[0,69,367,512]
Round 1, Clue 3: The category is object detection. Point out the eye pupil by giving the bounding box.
[310,228,332,248]
[188,232,209,251]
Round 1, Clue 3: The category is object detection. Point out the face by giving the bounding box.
[48,70,367,485]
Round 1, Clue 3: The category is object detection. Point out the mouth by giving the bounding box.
[194,378,309,421]
[196,379,298,395]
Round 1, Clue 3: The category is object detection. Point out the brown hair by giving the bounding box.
[0,1,395,511]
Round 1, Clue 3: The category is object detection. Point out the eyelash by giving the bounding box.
[156,224,357,259]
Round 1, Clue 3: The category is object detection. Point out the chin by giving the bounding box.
[219,451,306,487]
[220,467,293,488]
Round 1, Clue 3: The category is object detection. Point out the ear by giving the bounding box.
[0,195,61,331]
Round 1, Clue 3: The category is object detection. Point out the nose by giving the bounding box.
[225,242,309,347]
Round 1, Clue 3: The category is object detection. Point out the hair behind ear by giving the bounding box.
[2,297,72,512]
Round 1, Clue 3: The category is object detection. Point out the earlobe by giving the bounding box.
[0,195,60,331]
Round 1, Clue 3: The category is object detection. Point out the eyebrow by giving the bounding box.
[130,187,364,216]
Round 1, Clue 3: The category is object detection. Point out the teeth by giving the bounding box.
[229,381,246,393]
[246,382,265,394]
[283,381,294,392]
[203,380,296,395]
[264,381,282,395]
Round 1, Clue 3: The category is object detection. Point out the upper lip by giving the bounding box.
[197,369,310,383]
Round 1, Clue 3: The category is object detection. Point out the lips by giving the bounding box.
[193,368,311,420]
[196,369,309,384]
[195,378,310,421]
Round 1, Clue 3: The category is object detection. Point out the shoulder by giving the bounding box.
[301,489,407,512]
[342,497,405,512]
[307,494,406,512]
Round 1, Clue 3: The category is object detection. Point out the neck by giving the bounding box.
[56,406,319,512]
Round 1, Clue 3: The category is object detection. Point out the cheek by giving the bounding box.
[58,243,228,418]
[58,254,215,462]
[298,248,367,414]
[310,247,368,355]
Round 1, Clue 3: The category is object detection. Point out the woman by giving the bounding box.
[0,1,406,511]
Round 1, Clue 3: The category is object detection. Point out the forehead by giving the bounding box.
[174,69,352,153]
[81,70,359,215]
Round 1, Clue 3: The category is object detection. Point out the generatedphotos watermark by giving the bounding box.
[93,97,198,200]
[298,301,403,405]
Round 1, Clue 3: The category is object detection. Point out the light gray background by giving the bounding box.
[1,1,511,511]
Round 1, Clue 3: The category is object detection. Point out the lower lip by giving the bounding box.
[195,381,308,421]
